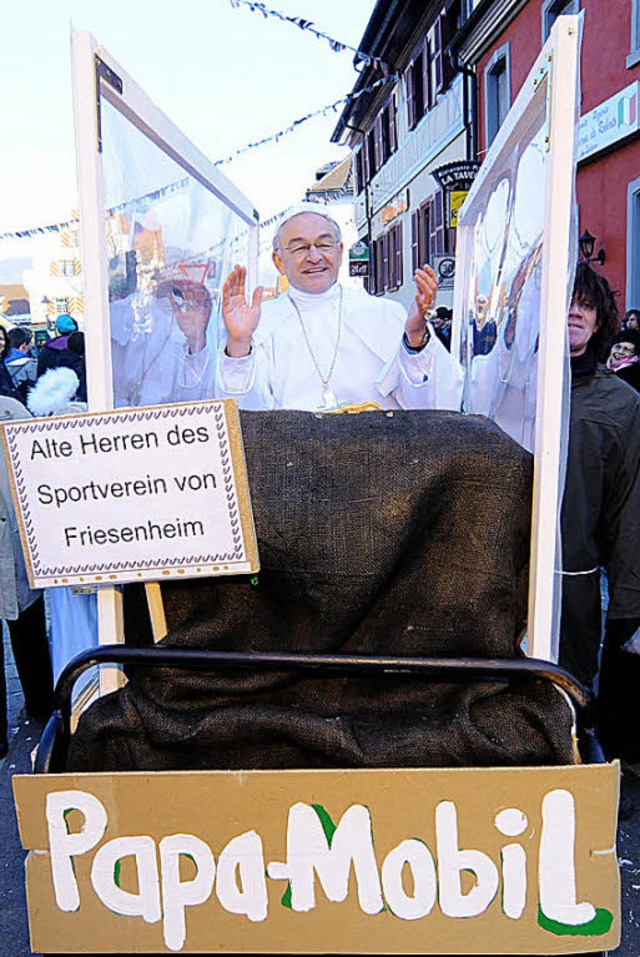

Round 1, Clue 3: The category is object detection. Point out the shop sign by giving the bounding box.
[348,240,370,277]
[578,81,640,162]
[380,190,409,226]
[432,161,480,193]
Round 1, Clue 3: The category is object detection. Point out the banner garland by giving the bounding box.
[0,75,393,243]
[212,74,393,166]
[229,0,392,75]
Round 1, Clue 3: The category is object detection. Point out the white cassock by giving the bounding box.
[216,283,463,412]
[467,262,541,453]
[109,294,216,408]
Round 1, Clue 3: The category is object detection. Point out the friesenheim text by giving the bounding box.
[63,518,205,548]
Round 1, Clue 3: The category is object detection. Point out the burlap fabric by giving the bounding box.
[68,410,574,772]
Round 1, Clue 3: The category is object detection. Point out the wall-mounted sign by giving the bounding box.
[380,189,409,226]
[14,764,619,954]
[1,400,259,587]
[578,80,640,163]
[432,161,480,193]
[349,240,370,277]
[448,190,468,228]
[433,254,456,290]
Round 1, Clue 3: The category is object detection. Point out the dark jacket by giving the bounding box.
[560,352,640,686]
[0,359,20,401]
[37,335,87,401]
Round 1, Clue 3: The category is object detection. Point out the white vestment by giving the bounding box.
[216,283,463,411]
[110,294,215,408]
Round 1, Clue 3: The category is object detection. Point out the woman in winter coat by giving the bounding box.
[0,326,22,401]
[0,395,53,758]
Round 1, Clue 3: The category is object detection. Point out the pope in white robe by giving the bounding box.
[216,208,463,413]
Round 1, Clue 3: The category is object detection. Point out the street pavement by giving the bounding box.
[1,625,640,957]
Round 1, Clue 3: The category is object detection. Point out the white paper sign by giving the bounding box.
[1,400,259,588]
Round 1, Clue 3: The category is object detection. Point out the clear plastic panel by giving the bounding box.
[461,105,548,453]
[101,97,251,408]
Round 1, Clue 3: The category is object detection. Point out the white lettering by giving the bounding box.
[215,831,268,922]
[46,790,108,912]
[381,839,437,920]
[539,789,596,925]
[267,803,383,914]
[436,800,499,918]
[159,834,216,952]
[91,836,161,923]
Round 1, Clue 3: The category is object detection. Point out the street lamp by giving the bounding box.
[579,230,605,265]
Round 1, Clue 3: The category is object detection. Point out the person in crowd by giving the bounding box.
[0,394,54,759]
[5,327,37,402]
[0,326,22,400]
[606,329,640,392]
[431,306,453,350]
[559,263,640,765]
[37,315,87,400]
[622,307,640,333]
[27,367,98,689]
[216,205,462,411]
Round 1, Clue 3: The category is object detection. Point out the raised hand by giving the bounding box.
[221,265,264,358]
[405,263,439,346]
[168,281,212,354]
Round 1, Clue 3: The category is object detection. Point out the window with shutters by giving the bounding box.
[354,148,365,195]
[391,225,399,291]
[541,0,579,42]
[631,0,640,66]
[54,297,70,316]
[405,50,425,130]
[58,260,76,277]
[484,44,511,147]
[367,128,378,179]
[372,236,387,296]
[380,94,398,165]
[411,204,430,272]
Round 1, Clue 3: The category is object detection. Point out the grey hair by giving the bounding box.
[272,209,342,253]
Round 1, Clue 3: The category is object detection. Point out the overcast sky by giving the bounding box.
[0,0,375,243]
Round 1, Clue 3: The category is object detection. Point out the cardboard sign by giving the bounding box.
[13,764,620,954]
[1,400,259,587]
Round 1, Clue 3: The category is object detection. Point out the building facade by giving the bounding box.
[332,0,473,309]
[451,0,640,312]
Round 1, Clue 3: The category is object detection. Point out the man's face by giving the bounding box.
[273,213,343,294]
[567,297,599,356]
[627,313,640,331]
[19,339,32,355]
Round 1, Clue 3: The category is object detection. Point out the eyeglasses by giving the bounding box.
[282,241,340,258]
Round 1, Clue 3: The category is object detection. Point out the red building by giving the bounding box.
[451,0,640,313]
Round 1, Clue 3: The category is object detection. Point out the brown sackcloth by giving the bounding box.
[68,410,575,772]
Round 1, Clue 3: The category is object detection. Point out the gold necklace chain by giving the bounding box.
[288,287,343,400]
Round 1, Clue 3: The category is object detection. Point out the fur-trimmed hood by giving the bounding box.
[27,367,84,417]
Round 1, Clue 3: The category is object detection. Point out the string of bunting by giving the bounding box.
[212,73,393,167]
[229,0,392,74]
[0,216,79,243]
[0,75,393,244]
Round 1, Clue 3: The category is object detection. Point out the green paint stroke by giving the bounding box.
[312,804,337,847]
[114,860,122,888]
[281,882,292,909]
[538,906,614,937]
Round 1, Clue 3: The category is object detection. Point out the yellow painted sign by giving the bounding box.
[449,190,469,228]
[13,763,620,953]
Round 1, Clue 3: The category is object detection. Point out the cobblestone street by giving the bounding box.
[2,621,640,957]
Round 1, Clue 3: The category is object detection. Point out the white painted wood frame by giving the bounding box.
[71,31,259,672]
[452,16,581,662]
